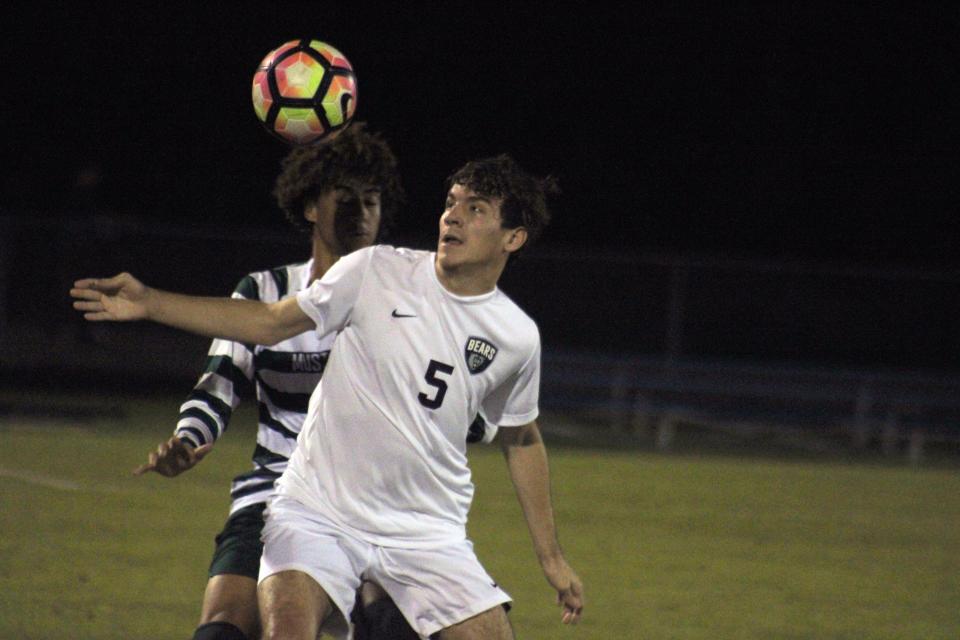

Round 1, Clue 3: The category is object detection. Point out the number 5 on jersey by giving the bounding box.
[418,360,454,409]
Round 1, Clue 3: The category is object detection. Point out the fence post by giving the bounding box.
[631,392,653,439]
[610,369,630,432]
[881,412,899,456]
[664,264,688,367]
[907,429,925,466]
[656,413,676,450]
[0,217,8,333]
[851,384,875,449]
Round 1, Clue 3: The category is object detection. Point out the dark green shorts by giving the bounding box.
[208,503,267,579]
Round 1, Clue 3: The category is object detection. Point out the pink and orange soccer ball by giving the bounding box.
[252,39,357,145]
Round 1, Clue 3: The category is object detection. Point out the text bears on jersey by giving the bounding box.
[464,337,498,374]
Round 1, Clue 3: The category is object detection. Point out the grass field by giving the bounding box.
[2,390,959,639]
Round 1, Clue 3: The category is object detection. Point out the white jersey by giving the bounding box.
[277,245,540,547]
[175,260,334,514]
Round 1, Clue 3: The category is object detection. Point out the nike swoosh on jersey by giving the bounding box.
[391,309,417,318]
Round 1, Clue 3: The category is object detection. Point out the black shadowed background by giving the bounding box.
[2,3,960,380]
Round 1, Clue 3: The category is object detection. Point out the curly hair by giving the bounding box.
[446,154,557,251]
[273,122,404,238]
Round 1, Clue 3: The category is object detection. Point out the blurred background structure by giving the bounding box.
[3,4,960,462]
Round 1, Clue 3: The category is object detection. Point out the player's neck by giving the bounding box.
[310,237,342,281]
[434,259,503,297]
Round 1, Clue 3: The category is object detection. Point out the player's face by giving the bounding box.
[307,181,382,255]
[437,184,521,272]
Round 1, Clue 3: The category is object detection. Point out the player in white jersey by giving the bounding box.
[72,154,584,639]
[127,124,428,640]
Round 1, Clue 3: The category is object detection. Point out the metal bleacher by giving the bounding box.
[540,349,960,463]
[3,214,960,463]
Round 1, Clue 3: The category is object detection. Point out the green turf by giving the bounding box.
[1,392,959,639]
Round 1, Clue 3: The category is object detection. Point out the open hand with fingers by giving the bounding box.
[133,436,213,477]
[71,272,151,322]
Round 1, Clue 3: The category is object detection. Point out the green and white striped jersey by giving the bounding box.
[174,259,333,515]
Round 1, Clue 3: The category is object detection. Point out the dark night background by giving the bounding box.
[4,3,959,265]
[3,3,960,376]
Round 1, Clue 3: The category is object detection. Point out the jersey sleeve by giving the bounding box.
[468,413,500,444]
[296,247,372,336]
[481,339,541,428]
[174,280,257,448]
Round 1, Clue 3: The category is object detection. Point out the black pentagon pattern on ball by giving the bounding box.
[262,39,357,144]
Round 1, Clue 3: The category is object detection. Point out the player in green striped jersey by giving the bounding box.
[130,123,421,640]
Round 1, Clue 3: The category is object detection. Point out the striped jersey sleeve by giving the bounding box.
[173,275,262,448]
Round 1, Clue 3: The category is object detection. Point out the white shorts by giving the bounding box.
[259,495,511,639]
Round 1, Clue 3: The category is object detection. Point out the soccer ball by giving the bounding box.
[251,39,358,145]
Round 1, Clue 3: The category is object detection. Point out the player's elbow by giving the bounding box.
[499,422,541,455]
[255,321,294,347]
[259,300,312,345]
[255,330,286,347]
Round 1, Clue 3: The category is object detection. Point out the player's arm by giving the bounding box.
[132,436,213,477]
[71,272,313,345]
[500,420,584,624]
[466,413,498,444]
[136,332,255,477]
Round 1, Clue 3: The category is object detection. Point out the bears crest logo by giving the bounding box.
[464,336,498,374]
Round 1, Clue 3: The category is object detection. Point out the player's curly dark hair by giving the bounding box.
[273,122,403,238]
[447,154,557,252]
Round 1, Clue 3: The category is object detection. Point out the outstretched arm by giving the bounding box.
[71,272,314,345]
[500,420,584,625]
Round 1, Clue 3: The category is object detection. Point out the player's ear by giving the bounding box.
[304,205,318,223]
[504,227,528,254]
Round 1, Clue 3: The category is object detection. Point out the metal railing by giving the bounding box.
[3,212,960,461]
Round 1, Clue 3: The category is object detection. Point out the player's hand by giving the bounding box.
[542,556,584,625]
[133,436,212,477]
[71,272,150,322]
